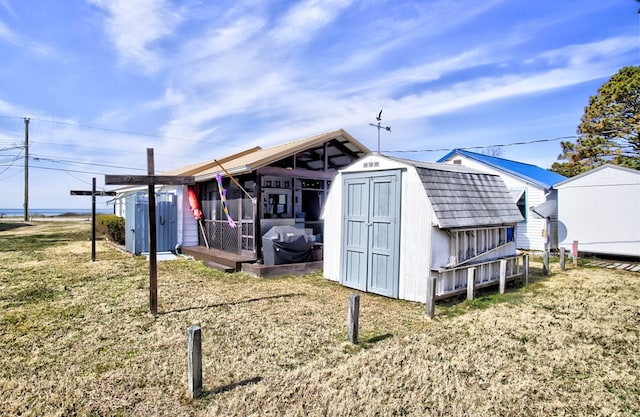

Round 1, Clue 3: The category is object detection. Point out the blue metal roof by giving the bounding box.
[437,149,566,189]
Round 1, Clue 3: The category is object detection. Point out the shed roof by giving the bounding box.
[553,164,640,188]
[437,149,566,190]
[170,129,370,181]
[390,156,524,229]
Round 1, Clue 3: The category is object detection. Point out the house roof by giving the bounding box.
[437,149,566,190]
[553,164,640,188]
[389,156,524,229]
[164,129,370,181]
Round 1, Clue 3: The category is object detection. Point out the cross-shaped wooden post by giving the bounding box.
[70,177,116,262]
[106,148,196,315]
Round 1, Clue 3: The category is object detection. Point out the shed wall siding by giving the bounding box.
[397,168,433,303]
[557,167,640,257]
[321,174,343,282]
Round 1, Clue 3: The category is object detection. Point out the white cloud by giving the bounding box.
[0,19,18,44]
[181,16,266,61]
[269,0,353,46]
[88,0,183,72]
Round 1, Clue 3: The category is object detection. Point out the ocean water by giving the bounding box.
[0,208,114,217]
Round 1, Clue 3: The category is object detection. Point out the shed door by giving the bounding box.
[341,170,401,298]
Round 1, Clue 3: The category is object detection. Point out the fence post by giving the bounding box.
[466,267,476,300]
[499,260,507,294]
[347,294,360,344]
[523,254,529,285]
[426,275,437,319]
[559,247,566,271]
[572,240,579,267]
[187,325,203,399]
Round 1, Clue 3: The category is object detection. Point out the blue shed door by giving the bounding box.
[341,170,401,298]
[124,192,177,254]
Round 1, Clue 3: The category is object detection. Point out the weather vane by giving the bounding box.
[369,109,391,154]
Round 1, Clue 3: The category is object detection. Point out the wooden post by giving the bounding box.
[523,254,529,285]
[105,148,195,315]
[70,177,116,262]
[425,275,437,319]
[559,247,566,271]
[347,294,360,344]
[147,149,158,316]
[543,250,549,276]
[572,240,579,267]
[466,267,476,300]
[187,325,202,399]
[499,259,507,294]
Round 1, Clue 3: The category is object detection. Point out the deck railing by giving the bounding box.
[432,255,526,300]
[200,219,255,256]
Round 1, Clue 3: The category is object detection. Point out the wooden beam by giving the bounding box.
[256,166,336,180]
[104,148,196,315]
[105,174,195,186]
[70,190,117,196]
[70,177,116,262]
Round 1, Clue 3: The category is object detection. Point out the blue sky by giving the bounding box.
[0,0,638,209]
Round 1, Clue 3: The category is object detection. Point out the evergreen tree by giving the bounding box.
[551,66,640,176]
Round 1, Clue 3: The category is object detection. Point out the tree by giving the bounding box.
[551,66,640,176]
[479,145,505,158]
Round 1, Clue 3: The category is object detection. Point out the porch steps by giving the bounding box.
[204,260,236,273]
[181,246,256,272]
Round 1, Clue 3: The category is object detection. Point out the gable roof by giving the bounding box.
[437,149,566,190]
[389,156,524,229]
[167,129,370,181]
[554,164,640,188]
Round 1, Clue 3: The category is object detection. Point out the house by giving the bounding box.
[113,129,371,270]
[322,154,524,302]
[555,164,640,258]
[437,149,566,252]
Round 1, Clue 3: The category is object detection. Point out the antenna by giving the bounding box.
[369,109,391,154]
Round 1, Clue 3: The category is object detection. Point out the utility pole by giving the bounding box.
[24,118,30,221]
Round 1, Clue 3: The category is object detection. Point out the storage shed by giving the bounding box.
[438,149,566,251]
[555,164,640,257]
[323,154,524,302]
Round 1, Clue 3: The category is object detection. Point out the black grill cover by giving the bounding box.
[262,225,315,265]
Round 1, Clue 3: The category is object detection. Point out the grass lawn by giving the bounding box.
[0,221,638,416]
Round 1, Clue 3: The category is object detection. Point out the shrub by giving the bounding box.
[96,214,125,244]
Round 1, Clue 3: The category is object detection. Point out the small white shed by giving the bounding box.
[322,154,524,302]
[555,164,640,257]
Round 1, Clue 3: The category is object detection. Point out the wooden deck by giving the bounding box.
[180,246,256,272]
[586,260,640,273]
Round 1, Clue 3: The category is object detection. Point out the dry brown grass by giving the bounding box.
[0,221,638,416]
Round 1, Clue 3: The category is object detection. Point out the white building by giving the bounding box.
[438,149,566,251]
[555,164,640,257]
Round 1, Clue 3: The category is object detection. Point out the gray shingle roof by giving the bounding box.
[390,157,523,228]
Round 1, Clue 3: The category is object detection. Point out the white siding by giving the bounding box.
[321,174,343,282]
[177,186,199,247]
[556,166,640,257]
[397,167,434,303]
[441,155,552,251]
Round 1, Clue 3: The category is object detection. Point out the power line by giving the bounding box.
[0,160,110,176]
[27,117,235,148]
[384,135,577,153]
[383,130,623,153]
[29,154,146,171]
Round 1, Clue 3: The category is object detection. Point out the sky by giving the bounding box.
[0,0,638,210]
